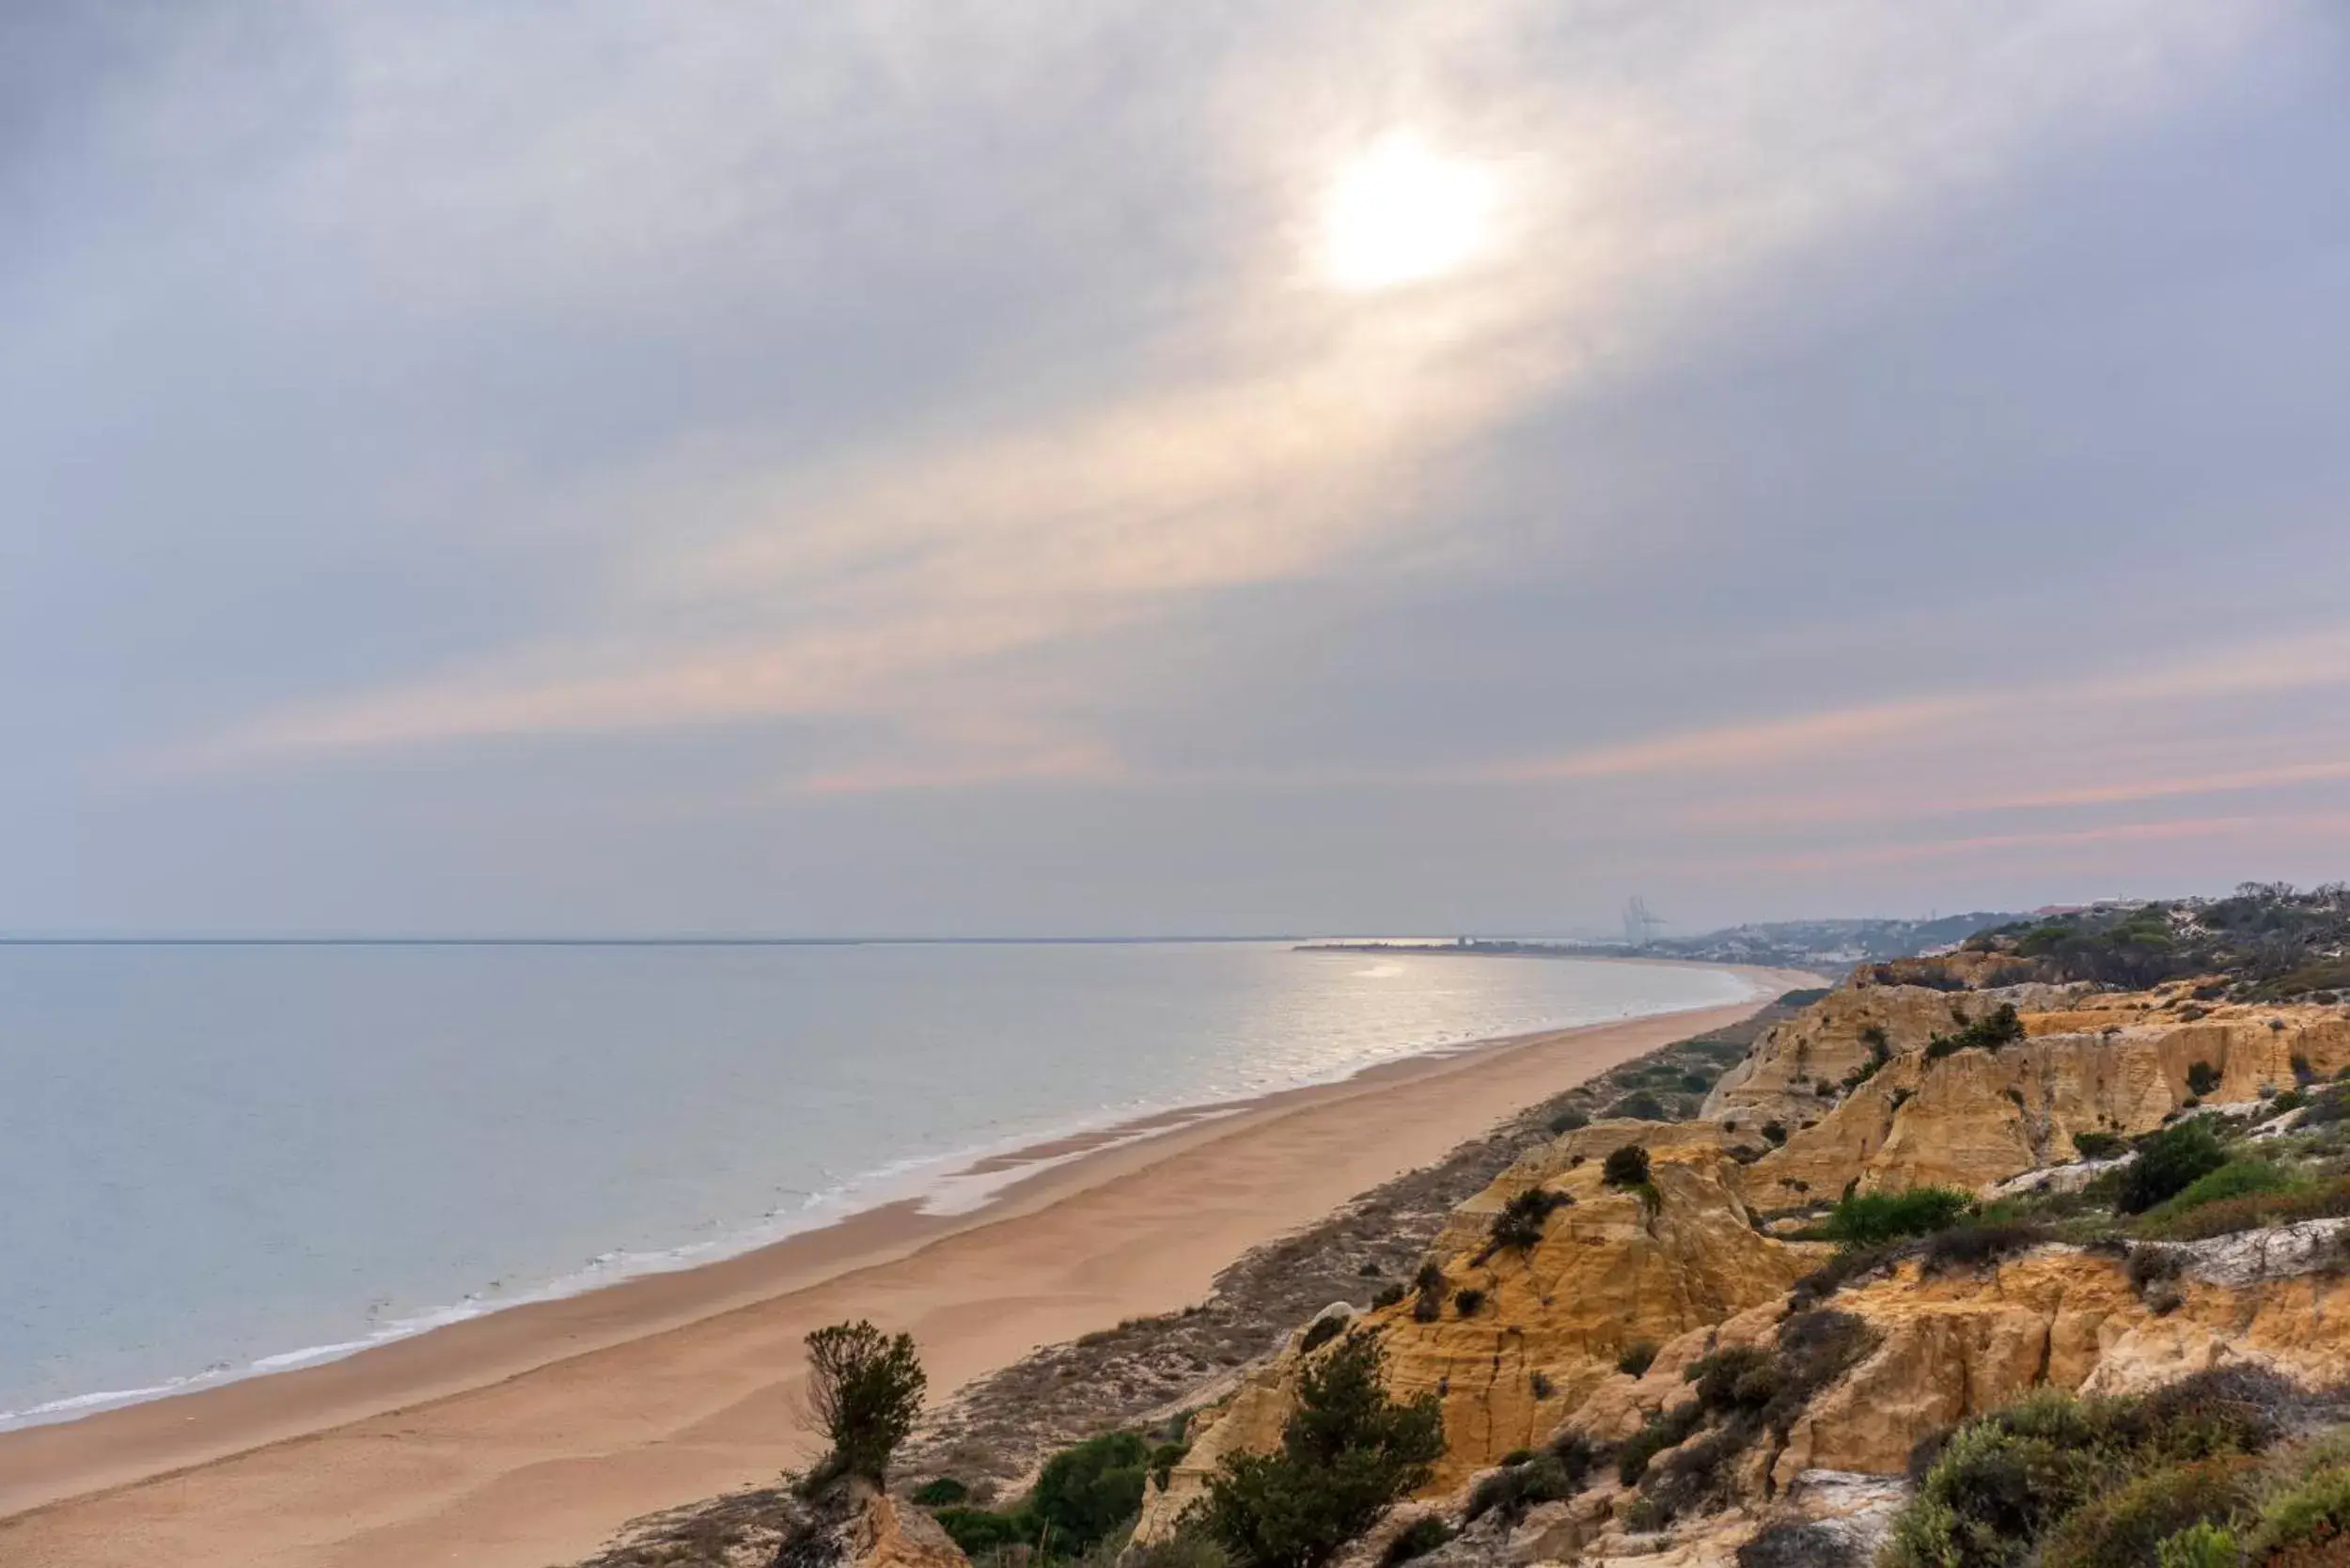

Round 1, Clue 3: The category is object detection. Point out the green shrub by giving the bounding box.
[2247,1464,2350,1558]
[1152,1441,1190,1488]
[1737,1521,1862,1567]
[1843,1027,1895,1092]
[804,1320,927,1482]
[2073,1131,2127,1160]
[1616,1401,1704,1485]
[2186,1061,2223,1098]
[1762,1309,1877,1436]
[2302,1087,2350,1127]
[1818,1186,1971,1247]
[1370,1283,1406,1310]
[934,1505,1033,1555]
[1299,1316,1346,1355]
[912,1477,970,1507]
[1639,1421,1751,1523]
[1198,1331,1445,1568]
[1882,1372,2292,1568]
[1884,1397,2115,1566]
[1031,1431,1152,1555]
[1409,1262,1443,1323]
[2036,1458,2255,1568]
[1919,1223,2047,1276]
[1452,1288,1485,1317]
[2128,1244,2184,1294]
[1463,1450,1584,1525]
[2154,1522,2239,1567]
[1606,1091,1668,1121]
[1778,988,1832,1007]
[1685,1346,1778,1413]
[1128,1538,1233,1568]
[1617,1341,1658,1377]
[2138,1174,2350,1242]
[1923,1004,2027,1061]
[2119,1121,2231,1214]
[1484,1187,1573,1255]
[1603,1144,1653,1189]
[1546,1106,1590,1135]
[2155,1158,2294,1215]
[1378,1516,1452,1566]
[1548,1430,1602,1480]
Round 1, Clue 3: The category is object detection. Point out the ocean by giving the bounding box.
[0,940,1755,1427]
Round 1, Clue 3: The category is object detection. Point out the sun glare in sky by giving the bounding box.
[1317,134,1498,292]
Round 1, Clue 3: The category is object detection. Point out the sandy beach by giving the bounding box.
[0,968,1814,1568]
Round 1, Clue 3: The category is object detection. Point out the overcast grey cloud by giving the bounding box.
[6,0,2348,935]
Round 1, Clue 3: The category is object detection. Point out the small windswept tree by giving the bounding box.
[804,1320,926,1484]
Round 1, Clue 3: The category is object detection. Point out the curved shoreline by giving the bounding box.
[0,963,1816,1568]
[0,956,1760,1439]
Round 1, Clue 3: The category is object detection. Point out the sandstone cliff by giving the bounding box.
[1700,980,2087,1132]
[1133,1144,1820,1548]
[1736,997,2350,1200]
[1317,969,2350,1564]
[774,1484,972,1568]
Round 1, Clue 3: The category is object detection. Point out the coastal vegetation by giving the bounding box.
[1193,1331,1444,1568]
[1882,1366,2344,1568]
[1965,884,2350,997]
[933,1431,1158,1560]
[578,882,2350,1568]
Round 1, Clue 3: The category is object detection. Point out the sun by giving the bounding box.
[1317,134,1497,292]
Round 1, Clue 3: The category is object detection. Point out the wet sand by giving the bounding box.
[0,966,1815,1568]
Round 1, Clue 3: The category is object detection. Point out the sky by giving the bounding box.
[5,1,2349,937]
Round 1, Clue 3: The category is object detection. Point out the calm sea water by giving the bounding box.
[0,941,1753,1425]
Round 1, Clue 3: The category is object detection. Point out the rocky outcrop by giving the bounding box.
[1736,1002,2350,1201]
[1156,973,2350,1566]
[1136,1145,1821,1544]
[1555,1242,2350,1512]
[1130,1310,1348,1546]
[774,1483,970,1568]
[1375,1148,1819,1485]
[1701,982,2090,1130]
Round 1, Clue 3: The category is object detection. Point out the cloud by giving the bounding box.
[1716,814,2350,876]
[146,0,2272,792]
[13,0,2347,932]
[1475,623,2350,791]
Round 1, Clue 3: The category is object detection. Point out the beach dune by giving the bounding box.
[0,973,1812,1568]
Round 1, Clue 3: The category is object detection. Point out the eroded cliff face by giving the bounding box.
[1375,1150,1819,1486]
[1132,1147,1819,1544]
[1142,972,2350,1564]
[1735,997,2350,1201]
[1519,1237,2350,1564]
[1132,1324,1313,1546]
[1700,982,2086,1132]
[775,1484,972,1568]
[1771,1247,2350,1484]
